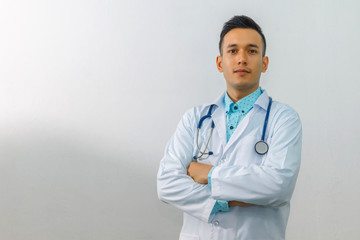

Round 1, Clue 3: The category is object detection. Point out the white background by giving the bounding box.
[1,0,359,239]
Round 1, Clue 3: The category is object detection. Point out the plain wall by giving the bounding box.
[1,0,359,239]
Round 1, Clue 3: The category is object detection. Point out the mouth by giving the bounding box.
[233,68,250,75]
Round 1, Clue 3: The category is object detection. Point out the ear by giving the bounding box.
[216,55,223,72]
[262,56,269,73]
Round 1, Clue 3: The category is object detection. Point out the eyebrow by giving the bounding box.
[226,43,259,49]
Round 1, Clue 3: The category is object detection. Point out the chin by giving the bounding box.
[231,83,258,91]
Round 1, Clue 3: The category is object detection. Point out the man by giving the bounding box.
[157,15,302,240]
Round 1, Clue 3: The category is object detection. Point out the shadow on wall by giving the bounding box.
[0,123,181,240]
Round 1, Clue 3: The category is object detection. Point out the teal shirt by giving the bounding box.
[209,87,263,215]
[224,87,263,141]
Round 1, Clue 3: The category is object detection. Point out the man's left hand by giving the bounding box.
[187,162,213,184]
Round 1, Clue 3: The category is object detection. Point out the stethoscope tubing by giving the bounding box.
[261,97,272,141]
[193,104,216,160]
[194,97,272,159]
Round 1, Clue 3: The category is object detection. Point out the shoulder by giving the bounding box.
[271,101,301,121]
[179,100,221,130]
[269,100,302,134]
[183,93,224,120]
[182,103,214,122]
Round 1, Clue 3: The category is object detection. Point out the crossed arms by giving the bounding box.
[157,107,302,222]
[187,162,252,207]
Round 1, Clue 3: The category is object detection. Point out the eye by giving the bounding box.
[228,49,237,54]
[249,49,257,54]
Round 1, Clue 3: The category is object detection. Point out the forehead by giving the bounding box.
[223,28,263,49]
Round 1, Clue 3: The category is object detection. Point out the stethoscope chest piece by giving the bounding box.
[254,140,269,155]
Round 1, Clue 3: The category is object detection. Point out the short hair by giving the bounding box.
[219,15,266,56]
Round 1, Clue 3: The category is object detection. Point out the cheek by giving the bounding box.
[223,63,233,76]
[254,59,264,71]
[222,58,234,70]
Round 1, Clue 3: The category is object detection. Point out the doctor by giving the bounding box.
[157,15,302,240]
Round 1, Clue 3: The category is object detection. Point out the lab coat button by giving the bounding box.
[213,220,219,226]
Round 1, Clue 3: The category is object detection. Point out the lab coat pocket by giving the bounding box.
[179,233,200,240]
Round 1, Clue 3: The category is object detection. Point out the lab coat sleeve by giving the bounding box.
[210,109,302,207]
[157,109,216,223]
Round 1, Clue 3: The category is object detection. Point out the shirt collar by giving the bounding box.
[254,89,270,111]
[223,87,263,114]
[208,87,270,112]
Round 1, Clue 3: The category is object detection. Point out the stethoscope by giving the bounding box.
[193,97,273,160]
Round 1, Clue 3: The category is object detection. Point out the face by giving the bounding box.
[216,28,269,99]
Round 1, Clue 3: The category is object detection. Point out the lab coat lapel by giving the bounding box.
[211,106,227,147]
[208,93,227,147]
[223,110,252,154]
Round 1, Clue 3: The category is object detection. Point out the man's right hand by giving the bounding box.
[229,201,252,207]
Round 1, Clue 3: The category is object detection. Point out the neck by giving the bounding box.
[226,86,259,103]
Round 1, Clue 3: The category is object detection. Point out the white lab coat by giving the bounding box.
[157,90,302,240]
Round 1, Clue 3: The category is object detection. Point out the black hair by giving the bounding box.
[219,15,266,56]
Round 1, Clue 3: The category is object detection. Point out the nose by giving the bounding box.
[237,50,247,65]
